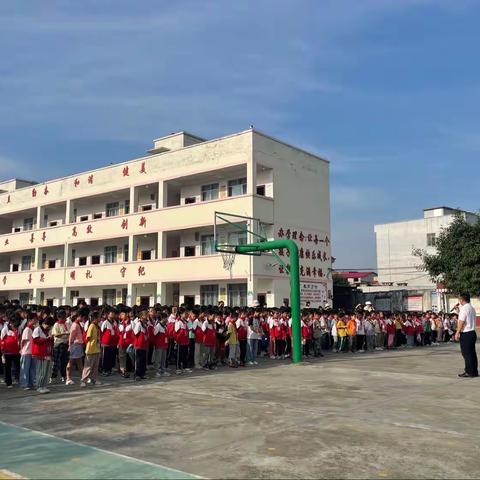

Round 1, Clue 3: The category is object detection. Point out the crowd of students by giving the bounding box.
[0,301,459,394]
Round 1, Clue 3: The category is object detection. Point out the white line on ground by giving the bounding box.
[0,420,204,479]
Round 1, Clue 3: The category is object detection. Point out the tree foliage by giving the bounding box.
[414,213,480,295]
[333,273,350,287]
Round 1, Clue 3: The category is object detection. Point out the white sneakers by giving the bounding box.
[66,380,74,386]
[37,388,50,394]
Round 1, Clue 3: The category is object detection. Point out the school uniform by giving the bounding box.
[202,320,217,367]
[20,323,36,389]
[166,315,177,363]
[118,321,133,373]
[174,319,190,371]
[1,324,20,387]
[81,323,101,384]
[133,321,149,378]
[236,318,248,365]
[153,322,168,374]
[51,320,69,380]
[192,318,204,368]
[32,326,54,390]
[100,319,119,374]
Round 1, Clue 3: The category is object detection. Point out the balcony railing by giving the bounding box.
[0,194,273,254]
[0,254,251,290]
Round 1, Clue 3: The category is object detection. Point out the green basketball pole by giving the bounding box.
[235,239,302,363]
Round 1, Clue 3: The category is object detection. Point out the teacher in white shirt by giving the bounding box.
[455,293,478,378]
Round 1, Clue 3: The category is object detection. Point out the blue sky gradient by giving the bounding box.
[0,1,478,268]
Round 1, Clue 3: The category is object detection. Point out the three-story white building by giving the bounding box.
[0,129,331,308]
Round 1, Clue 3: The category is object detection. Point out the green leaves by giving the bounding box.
[415,213,480,295]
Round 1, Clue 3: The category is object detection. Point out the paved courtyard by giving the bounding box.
[0,343,479,479]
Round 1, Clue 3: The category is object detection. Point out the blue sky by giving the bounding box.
[0,1,478,268]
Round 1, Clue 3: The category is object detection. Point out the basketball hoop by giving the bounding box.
[221,250,236,273]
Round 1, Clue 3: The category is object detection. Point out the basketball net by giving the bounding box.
[221,250,236,273]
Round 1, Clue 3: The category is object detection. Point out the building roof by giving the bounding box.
[337,271,376,279]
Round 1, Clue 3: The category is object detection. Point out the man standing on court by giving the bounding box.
[455,293,478,378]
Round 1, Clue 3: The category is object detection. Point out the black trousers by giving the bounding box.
[188,339,195,367]
[102,346,117,373]
[460,331,478,376]
[135,348,147,378]
[356,334,365,351]
[176,344,189,370]
[239,339,247,364]
[4,354,20,386]
[51,343,69,379]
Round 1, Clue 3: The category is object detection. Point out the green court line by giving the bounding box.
[0,421,200,479]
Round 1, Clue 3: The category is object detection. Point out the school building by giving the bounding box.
[0,129,332,308]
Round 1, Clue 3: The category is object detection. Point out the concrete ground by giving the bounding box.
[0,343,479,479]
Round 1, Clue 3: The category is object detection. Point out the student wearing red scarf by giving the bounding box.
[1,313,21,388]
[32,317,54,394]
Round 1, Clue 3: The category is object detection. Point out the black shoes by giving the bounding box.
[458,372,478,378]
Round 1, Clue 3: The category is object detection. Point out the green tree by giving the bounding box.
[414,213,480,295]
[333,273,350,287]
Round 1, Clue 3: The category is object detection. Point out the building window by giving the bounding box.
[124,244,129,262]
[200,284,218,306]
[141,204,153,212]
[93,213,102,220]
[106,202,119,218]
[49,221,58,227]
[21,255,32,271]
[91,255,101,265]
[19,292,30,305]
[141,250,152,260]
[124,199,130,215]
[104,246,117,264]
[201,183,219,202]
[228,178,247,197]
[201,235,215,255]
[23,218,34,231]
[70,290,79,302]
[80,215,89,222]
[185,197,196,205]
[13,227,21,233]
[48,260,56,269]
[103,289,116,306]
[256,185,266,196]
[227,283,247,307]
[184,246,196,257]
[90,298,99,307]
[426,233,436,247]
[11,264,19,272]
[79,257,87,266]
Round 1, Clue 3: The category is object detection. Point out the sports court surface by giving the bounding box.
[1,344,479,479]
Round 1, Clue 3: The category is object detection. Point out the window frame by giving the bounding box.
[227,178,247,197]
[201,183,219,202]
